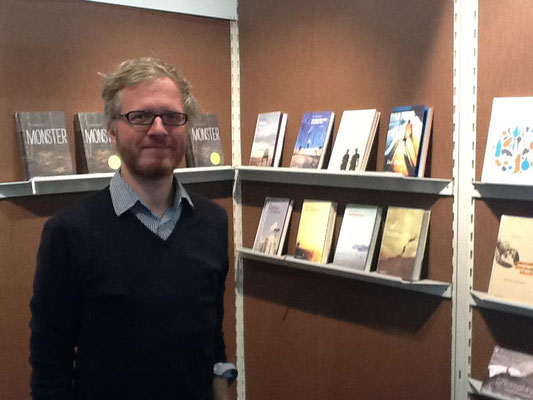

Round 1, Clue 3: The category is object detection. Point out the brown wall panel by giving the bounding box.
[0,0,232,182]
[477,0,533,180]
[244,261,451,400]
[239,0,453,178]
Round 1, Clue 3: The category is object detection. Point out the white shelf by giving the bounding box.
[238,247,452,298]
[471,291,533,319]
[236,166,453,196]
[0,166,235,199]
[473,181,533,201]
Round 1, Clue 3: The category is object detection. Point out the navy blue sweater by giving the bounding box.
[30,188,229,400]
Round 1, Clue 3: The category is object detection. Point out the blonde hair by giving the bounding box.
[101,57,201,127]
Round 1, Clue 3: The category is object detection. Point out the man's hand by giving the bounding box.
[213,376,230,400]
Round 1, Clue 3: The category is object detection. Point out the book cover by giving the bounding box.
[481,97,533,184]
[186,113,224,167]
[481,346,533,400]
[383,105,430,177]
[252,197,293,256]
[15,111,74,179]
[249,112,283,167]
[488,215,533,305]
[294,200,337,263]
[328,109,379,172]
[272,113,288,167]
[376,206,430,280]
[289,111,335,169]
[332,204,382,271]
[73,112,116,174]
[416,107,433,177]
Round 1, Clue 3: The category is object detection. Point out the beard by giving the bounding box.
[115,136,183,179]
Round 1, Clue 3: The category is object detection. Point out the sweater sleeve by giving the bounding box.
[29,217,80,400]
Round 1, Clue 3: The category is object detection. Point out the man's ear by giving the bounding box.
[108,123,118,149]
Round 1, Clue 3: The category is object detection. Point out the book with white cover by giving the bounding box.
[488,215,533,305]
[328,109,380,172]
[249,112,283,167]
[253,197,293,256]
[332,204,382,271]
[481,97,533,185]
[272,113,288,167]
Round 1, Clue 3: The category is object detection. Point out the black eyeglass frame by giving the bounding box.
[117,110,188,126]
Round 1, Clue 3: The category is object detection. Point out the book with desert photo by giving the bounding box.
[294,200,337,263]
[252,197,293,256]
[376,206,430,280]
[332,204,382,271]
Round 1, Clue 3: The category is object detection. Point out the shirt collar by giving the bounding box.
[109,171,194,217]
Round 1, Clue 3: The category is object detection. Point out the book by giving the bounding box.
[249,112,285,167]
[481,97,533,185]
[488,215,533,305]
[289,111,335,169]
[383,105,433,177]
[252,197,293,256]
[332,204,382,271]
[376,206,430,280]
[73,112,116,174]
[14,111,74,179]
[294,200,337,263]
[481,346,533,400]
[186,113,224,167]
[272,113,288,167]
[327,109,380,172]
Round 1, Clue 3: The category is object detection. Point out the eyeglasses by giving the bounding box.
[117,110,188,126]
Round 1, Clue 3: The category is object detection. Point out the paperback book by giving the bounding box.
[481,97,533,185]
[488,215,533,305]
[332,204,382,271]
[249,112,286,167]
[294,200,337,263]
[289,111,335,169]
[186,113,224,167]
[328,109,380,172]
[376,206,430,280]
[73,112,116,174]
[15,111,74,179]
[481,346,533,400]
[383,105,433,177]
[252,197,293,256]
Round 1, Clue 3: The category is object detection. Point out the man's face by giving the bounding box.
[109,77,187,179]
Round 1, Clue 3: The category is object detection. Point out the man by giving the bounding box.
[30,57,235,399]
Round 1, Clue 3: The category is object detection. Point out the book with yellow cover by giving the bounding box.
[294,200,337,263]
[376,206,430,280]
[488,215,533,305]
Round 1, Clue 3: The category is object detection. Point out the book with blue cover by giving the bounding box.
[383,105,433,177]
[289,111,335,169]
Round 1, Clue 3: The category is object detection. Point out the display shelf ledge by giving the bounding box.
[238,247,452,298]
[175,166,235,184]
[236,167,453,195]
[0,181,33,198]
[471,290,533,318]
[473,181,533,201]
[468,377,519,400]
[0,167,234,199]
